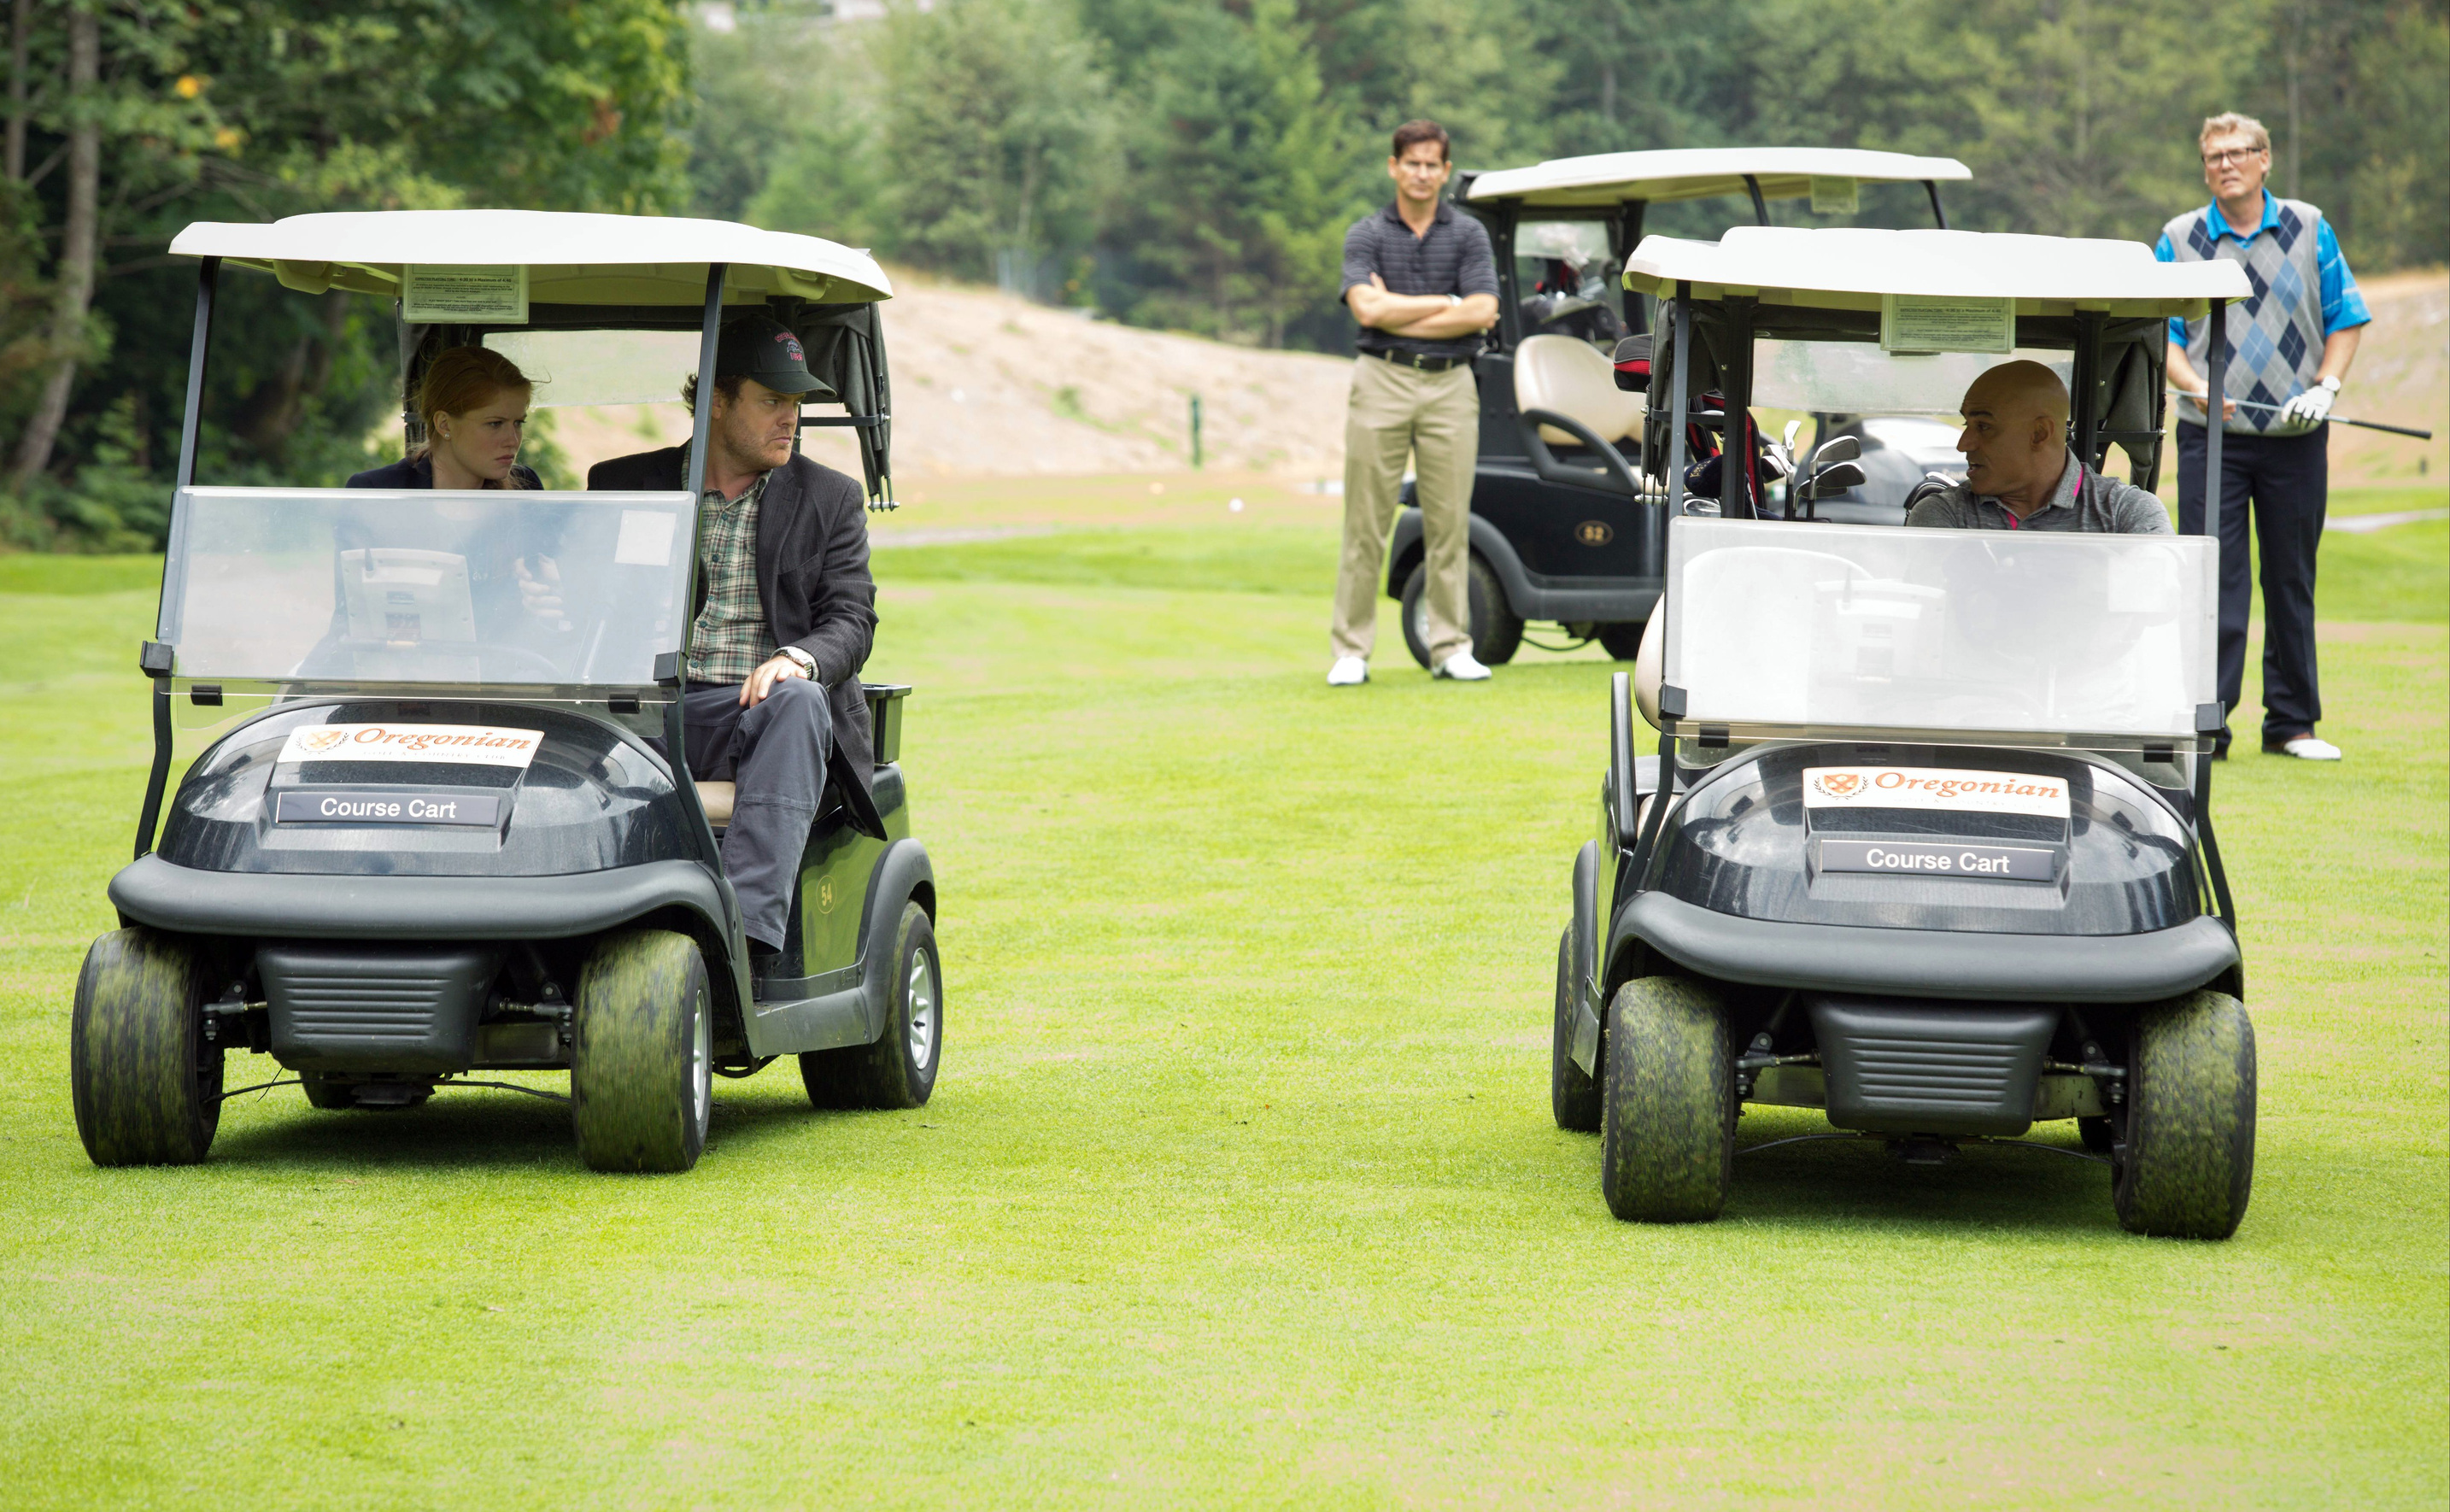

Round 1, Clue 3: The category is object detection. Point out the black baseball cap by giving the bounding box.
[715,314,835,400]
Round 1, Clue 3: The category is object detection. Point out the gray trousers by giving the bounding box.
[682,678,833,952]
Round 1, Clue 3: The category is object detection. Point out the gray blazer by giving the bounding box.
[588,446,884,839]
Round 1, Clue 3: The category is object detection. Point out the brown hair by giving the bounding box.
[679,371,745,416]
[1392,120,1451,162]
[2198,112,2270,153]
[414,346,534,488]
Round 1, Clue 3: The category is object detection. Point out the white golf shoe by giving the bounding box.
[1433,650,1492,682]
[1327,656,1369,686]
[2271,734,2342,760]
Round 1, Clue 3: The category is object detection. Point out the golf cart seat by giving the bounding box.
[698,781,736,827]
[1516,334,1643,448]
[1632,612,1663,729]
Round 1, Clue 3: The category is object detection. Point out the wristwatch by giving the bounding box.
[777,645,816,676]
[1445,293,1462,307]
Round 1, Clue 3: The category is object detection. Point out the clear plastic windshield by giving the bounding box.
[159,486,695,694]
[1663,518,2215,748]
[1750,341,2073,416]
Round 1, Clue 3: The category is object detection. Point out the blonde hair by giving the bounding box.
[2198,112,2271,153]
[414,346,534,488]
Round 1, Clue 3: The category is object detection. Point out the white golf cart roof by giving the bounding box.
[1467,148,1970,208]
[167,209,893,306]
[1621,226,2251,317]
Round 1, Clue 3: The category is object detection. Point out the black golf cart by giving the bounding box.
[1552,225,2259,1238]
[1385,148,1972,666]
[72,211,938,1174]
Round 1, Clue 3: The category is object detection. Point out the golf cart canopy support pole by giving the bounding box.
[137,255,220,862]
[1743,175,1770,226]
[1924,180,1949,229]
[1667,281,1691,518]
[2191,294,2238,931]
[666,262,729,875]
[1721,297,1756,519]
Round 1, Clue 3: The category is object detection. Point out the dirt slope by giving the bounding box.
[542,267,2445,489]
[545,275,1356,484]
[2331,268,2447,487]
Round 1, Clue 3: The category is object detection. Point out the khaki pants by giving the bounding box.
[1332,354,1479,664]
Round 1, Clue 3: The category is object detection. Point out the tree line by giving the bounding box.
[4,0,2443,548]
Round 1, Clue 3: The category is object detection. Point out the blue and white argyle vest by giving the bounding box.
[2160,197,2329,436]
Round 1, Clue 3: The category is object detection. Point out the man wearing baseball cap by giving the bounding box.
[589,314,884,967]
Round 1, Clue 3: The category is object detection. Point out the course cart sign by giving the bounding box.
[277,723,544,769]
[273,791,503,827]
[1817,838,2056,881]
[1802,766,2070,819]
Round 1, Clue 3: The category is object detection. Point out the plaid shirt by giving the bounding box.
[686,463,776,683]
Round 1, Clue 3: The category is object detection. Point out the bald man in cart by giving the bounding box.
[1908,362,2172,536]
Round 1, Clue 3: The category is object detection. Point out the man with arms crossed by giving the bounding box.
[591,315,885,967]
[1329,119,1500,685]
[1908,360,2171,535]
[2155,111,2367,760]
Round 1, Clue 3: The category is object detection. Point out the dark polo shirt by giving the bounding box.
[1341,199,1499,360]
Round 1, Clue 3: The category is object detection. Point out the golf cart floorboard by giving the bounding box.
[1619,892,2240,1004]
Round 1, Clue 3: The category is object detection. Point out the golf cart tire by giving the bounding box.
[70,928,221,1166]
[572,929,712,1173]
[801,903,942,1111]
[2114,990,2255,1239]
[1600,976,1733,1222]
[1550,929,1601,1132]
[1595,622,1646,661]
[1400,554,1523,669]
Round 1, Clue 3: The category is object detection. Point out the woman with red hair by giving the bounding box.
[349,346,541,490]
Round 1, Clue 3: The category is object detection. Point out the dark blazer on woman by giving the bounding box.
[347,455,543,490]
[587,446,882,839]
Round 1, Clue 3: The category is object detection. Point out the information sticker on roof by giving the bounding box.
[278,723,544,769]
[403,265,529,324]
[1809,176,1859,215]
[1880,293,2013,354]
[1802,766,2069,818]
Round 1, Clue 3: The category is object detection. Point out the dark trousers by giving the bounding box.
[680,678,833,952]
[2175,421,2327,750]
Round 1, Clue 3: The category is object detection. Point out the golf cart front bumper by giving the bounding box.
[1618,891,2240,1004]
[110,853,727,941]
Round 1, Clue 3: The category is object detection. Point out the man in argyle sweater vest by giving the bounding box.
[2156,111,2369,760]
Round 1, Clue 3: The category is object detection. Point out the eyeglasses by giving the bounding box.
[2202,148,2265,167]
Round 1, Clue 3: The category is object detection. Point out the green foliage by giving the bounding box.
[3,0,692,550]
[871,0,1116,286]
[689,0,2445,355]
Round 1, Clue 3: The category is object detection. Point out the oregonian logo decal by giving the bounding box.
[1802,765,2070,819]
[276,722,545,770]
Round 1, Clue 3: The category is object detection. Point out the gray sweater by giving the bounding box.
[1907,451,2172,534]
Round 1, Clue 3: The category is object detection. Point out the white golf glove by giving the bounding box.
[2277,378,2339,432]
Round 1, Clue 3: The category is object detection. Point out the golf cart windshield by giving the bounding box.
[1662,519,2215,749]
[1751,341,2073,417]
[158,486,695,696]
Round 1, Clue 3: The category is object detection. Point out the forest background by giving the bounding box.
[1,0,2443,548]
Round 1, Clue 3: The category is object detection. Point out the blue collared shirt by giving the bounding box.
[2154,190,2371,347]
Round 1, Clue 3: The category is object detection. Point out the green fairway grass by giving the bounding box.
[1,484,2442,1508]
